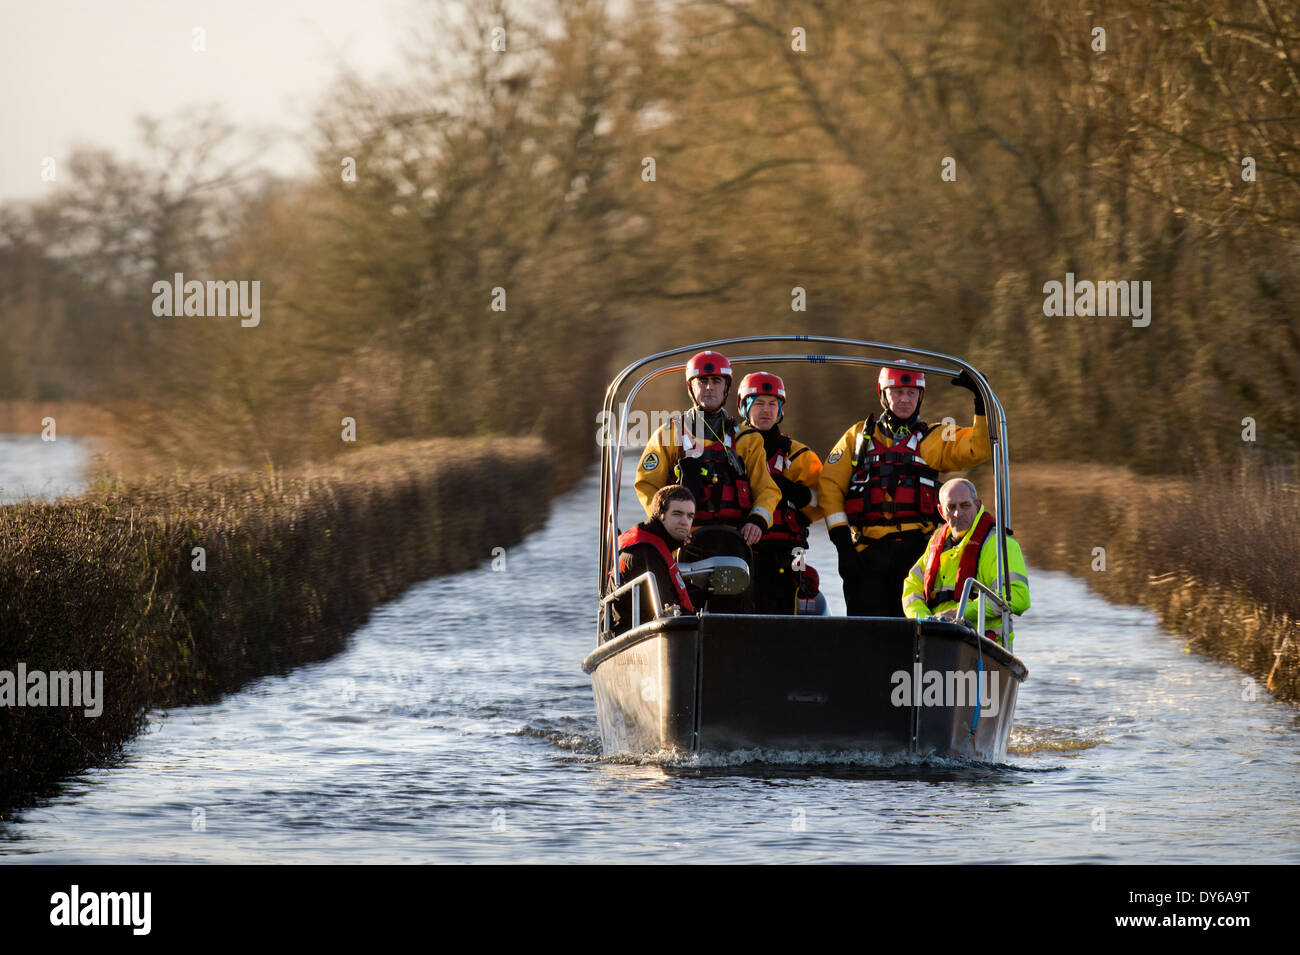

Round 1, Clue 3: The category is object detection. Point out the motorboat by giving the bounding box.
[583,336,1028,761]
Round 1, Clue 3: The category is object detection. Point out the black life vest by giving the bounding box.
[673,410,753,526]
[617,523,695,613]
[761,433,812,544]
[843,415,940,529]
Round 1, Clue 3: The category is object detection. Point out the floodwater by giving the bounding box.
[0,434,91,504]
[1,443,1297,863]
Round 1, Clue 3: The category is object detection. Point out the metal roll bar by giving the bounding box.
[597,336,1013,643]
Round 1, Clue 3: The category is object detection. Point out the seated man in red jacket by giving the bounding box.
[613,485,697,630]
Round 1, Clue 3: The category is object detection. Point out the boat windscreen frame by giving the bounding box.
[598,336,1012,641]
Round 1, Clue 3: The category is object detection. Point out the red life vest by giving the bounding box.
[617,523,696,613]
[843,417,940,528]
[760,434,811,544]
[921,510,997,607]
[673,410,753,526]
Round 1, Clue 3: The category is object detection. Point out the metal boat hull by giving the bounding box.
[584,614,1026,761]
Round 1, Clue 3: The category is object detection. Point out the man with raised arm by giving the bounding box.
[819,361,991,616]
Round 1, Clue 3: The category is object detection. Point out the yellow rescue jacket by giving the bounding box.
[756,430,824,540]
[819,414,991,543]
[635,411,781,530]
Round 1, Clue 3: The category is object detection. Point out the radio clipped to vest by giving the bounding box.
[673,410,752,525]
[842,415,939,530]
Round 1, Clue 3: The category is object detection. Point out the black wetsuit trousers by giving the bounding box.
[842,530,929,617]
[752,540,806,615]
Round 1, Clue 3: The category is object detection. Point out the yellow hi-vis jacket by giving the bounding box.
[819,414,990,544]
[635,413,781,530]
[901,507,1030,643]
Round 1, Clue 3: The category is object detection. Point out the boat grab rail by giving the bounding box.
[598,571,666,640]
[954,576,1012,649]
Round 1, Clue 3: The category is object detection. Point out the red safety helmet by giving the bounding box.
[685,350,732,402]
[878,360,926,412]
[737,371,786,423]
[878,361,926,394]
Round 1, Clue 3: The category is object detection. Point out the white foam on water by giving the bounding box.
[607,746,1000,770]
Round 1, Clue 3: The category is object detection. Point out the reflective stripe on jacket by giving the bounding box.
[635,411,779,529]
[843,424,939,529]
[759,432,823,544]
[819,414,991,543]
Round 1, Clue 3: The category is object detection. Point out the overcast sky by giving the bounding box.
[0,0,415,203]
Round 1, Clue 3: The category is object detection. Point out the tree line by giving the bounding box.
[1,0,1296,482]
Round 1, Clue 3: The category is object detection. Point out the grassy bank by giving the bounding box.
[0,437,551,813]
[1010,465,1299,704]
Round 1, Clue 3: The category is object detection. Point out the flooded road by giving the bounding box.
[0,434,91,504]
[2,444,1298,863]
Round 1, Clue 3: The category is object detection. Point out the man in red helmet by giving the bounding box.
[635,350,781,611]
[735,371,825,614]
[818,361,991,616]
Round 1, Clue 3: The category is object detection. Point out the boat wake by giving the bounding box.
[1007,724,1109,756]
[512,720,602,756]
[605,746,1014,772]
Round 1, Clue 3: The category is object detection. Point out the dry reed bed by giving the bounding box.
[0,437,550,812]
[1010,465,1299,704]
